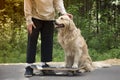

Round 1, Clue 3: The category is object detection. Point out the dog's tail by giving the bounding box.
[92,61,111,69]
[79,61,111,73]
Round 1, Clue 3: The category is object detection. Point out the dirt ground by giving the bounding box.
[98,58,120,65]
[0,58,120,67]
[48,58,120,67]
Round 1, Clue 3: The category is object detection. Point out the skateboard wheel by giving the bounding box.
[67,71,74,76]
[41,70,55,75]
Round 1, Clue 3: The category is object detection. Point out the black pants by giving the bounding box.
[26,18,54,63]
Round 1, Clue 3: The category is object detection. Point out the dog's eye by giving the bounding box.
[61,17,64,20]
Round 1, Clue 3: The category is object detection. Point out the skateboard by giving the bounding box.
[30,65,80,76]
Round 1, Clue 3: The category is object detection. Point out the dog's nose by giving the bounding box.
[54,20,58,25]
[52,20,55,24]
[53,20,56,24]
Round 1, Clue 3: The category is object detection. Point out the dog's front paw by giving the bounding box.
[72,64,78,68]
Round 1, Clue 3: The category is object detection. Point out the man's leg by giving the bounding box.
[26,20,40,63]
[25,18,40,77]
[41,21,54,63]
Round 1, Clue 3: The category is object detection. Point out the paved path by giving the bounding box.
[0,63,120,80]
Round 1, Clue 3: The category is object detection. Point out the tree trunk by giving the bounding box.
[0,0,5,10]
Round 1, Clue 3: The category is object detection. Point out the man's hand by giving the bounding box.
[27,23,36,34]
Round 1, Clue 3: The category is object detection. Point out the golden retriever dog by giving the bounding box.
[55,15,111,72]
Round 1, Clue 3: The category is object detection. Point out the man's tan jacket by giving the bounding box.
[24,0,67,25]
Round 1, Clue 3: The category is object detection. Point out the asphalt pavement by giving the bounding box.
[0,63,120,80]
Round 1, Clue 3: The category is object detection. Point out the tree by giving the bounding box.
[0,0,5,9]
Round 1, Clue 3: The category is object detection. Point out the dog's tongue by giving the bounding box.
[55,24,64,28]
[54,21,64,28]
[59,24,64,27]
[56,24,64,28]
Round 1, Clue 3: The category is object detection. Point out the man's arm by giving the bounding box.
[24,0,33,25]
[53,0,73,19]
[53,0,67,15]
[24,0,36,34]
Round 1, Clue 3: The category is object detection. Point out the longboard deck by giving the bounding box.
[30,65,80,76]
[30,65,79,71]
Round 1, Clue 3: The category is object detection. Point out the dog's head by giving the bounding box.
[55,15,75,31]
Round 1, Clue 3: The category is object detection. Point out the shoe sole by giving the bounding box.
[24,74,33,77]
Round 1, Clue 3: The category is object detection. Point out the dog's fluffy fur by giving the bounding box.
[55,15,111,72]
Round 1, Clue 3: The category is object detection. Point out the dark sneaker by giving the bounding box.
[24,66,33,77]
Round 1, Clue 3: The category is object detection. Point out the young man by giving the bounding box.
[24,0,68,77]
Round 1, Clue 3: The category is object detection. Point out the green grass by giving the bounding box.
[0,43,120,63]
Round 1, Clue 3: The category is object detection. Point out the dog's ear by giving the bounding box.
[67,13,73,20]
[63,13,73,20]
